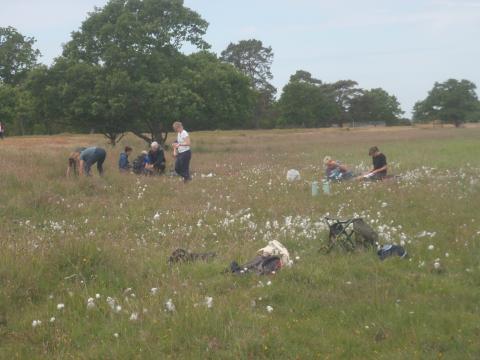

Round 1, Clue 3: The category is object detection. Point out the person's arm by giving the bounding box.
[371,165,387,174]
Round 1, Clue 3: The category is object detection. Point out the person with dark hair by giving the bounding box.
[67,146,107,177]
[359,146,388,180]
[172,121,192,182]
[119,146,133,172]
[145,141,166,175]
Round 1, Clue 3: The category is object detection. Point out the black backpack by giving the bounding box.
[230,255,282,275]
[132,154,146,174]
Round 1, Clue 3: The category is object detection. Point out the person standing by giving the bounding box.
[0,122,4,140]
[172,121,191,182]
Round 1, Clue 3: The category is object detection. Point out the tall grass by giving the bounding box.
[1,127,480,359]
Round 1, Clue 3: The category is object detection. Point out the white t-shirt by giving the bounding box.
[177,130,190,153]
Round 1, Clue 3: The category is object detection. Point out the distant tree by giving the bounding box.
[277,70,336,128]
[0,83,17,132]
[323,80,363,127]
[185,52,255,130]
[413,79,478,127]
[221,39,276,128]
[350,88,403,126]
[0,27,40,85]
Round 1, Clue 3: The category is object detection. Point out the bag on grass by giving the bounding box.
[230,255,282,275]
[257,240,291,266]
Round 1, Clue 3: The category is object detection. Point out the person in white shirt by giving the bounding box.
[172,121,192,182]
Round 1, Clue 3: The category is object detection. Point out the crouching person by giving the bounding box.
[119,146,133,172]
[145,141,166,175]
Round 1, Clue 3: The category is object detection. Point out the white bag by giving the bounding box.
[257,240,291,267]
[286,169,301,182]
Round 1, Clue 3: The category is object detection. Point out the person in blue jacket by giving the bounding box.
[119,146,132,172]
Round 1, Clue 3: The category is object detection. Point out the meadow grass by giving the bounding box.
[1,127,480,359]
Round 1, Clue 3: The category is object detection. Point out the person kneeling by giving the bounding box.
[359,146,387,181]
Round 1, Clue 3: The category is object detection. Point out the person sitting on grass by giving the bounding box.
[144,141,166,175]
[359,146,388,181]
[119,146,133,172]
[323,156,354,181]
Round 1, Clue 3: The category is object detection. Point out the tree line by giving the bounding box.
[0,0,478,144]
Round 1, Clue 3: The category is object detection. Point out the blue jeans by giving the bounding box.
[84,148,106,176]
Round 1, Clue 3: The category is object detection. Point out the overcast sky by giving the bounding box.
[1,0,479,116]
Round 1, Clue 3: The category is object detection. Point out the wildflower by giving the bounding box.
[113,333,119,338]
[445,253,449,258]
[381,202,388,208]
[57,303,65,310]
[129,312,139,321]
[428,245,434,250]
[32,320,42,328]
[150,288,159,295]
[153,213,160,221]
[266,305,274,313]
[87,298,95,310]
[266,281,272,286]
[204,297,214,309]
[95,293,101,299]
[433,261,441,270]
[115,305,122,313]
[49,317,56,323]
[165,299,176,312]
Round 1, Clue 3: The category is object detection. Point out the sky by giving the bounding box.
[1,0,479,117]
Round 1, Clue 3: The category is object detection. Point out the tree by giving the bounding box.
[277,71,336,128]
[61,0,210,144]
[185,52,255,130]
[221,39,276,128]
[0,27,40,85]
[350,88,403,126]
[323,80,363,127]
[413,79,478,127]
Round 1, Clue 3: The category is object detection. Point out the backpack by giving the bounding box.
[132,154,146,174]
[352,219,378,248]
[230,255,282,275]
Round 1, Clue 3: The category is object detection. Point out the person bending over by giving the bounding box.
[67,146,106,177]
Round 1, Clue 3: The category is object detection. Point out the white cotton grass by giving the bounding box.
[49,317,56,323]
[87,298,96,310]
[129,312,139,321]
[428,245,435,251]
[204,297,214,309]
[266,305,274,313]
[165,299,176,312]
[32,320,42,328]
[153,212,160,221]
[150,287,159,295]
[56,303,65,310]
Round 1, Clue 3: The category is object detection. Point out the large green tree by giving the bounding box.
[60,0,210,144]
[413,79,478,127]
[220,39,276,128]
[277,71,336,128]
[0,27,40,85]
[350,88,403,126]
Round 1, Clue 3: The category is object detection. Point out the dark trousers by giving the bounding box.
[85,148,106,175]
[175,150,191,181]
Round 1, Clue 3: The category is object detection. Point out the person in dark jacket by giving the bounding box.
[145,141,166,175]
[119,146,133,172]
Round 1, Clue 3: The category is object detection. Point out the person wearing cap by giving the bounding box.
[145,141,166,175]
[67,146,106,177]
[172,121,192,182]
[323,156,353,181]
[360,146,387,180]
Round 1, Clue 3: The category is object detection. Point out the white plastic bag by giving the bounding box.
[257,240,291,267]
[286,169,301,182]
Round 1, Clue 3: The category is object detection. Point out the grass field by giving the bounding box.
[1,126,480,359]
